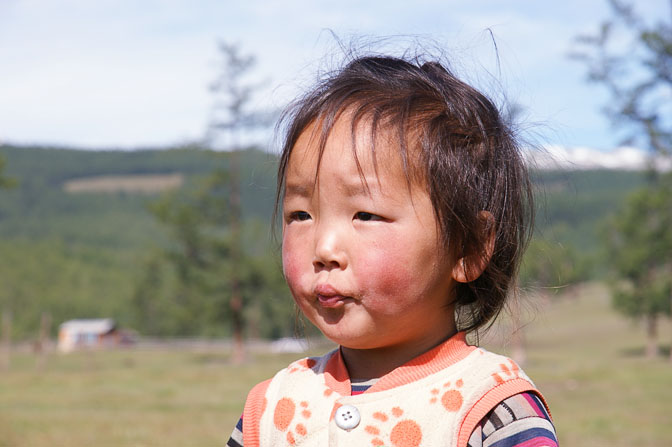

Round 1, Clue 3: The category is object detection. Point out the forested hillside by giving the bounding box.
[0,144,281,339]
[532,169,647,250]
[0,145,277,246]
[0,144,647,339]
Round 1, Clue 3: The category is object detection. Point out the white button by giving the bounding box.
[334,404,360,431]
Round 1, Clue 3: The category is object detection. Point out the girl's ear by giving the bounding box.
[452,211,496,283]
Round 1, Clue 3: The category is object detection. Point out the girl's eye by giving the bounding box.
[354,211,384,222]
[288,211,311,222]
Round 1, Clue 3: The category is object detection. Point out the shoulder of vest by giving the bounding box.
[242,378,271,447]
[242,350,338,447]
[455,348,547,446]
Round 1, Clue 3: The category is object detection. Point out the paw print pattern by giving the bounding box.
[492,359,520,385]
[363,406,422,447]
[429,379,464,412]
[288,358,317,374]
[273,398,313,445]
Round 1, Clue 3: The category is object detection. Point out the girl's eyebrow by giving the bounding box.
[285,176,375,199]
[341,180,371,197]
[284,183,311,198]
[285,182,368,197]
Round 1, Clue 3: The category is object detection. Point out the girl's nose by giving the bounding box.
[312,225,348,271]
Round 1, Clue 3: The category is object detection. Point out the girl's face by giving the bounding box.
[282,116,457,355]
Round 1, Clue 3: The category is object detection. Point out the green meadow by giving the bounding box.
[1,282,670,446]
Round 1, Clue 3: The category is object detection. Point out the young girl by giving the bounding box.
[227,54,557,447]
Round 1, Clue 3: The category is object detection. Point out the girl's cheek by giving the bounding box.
[282,249,297,282]
[282,236,303,288]
[358,244,414,302]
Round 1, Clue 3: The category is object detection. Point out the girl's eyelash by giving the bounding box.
[288,211,311,222]
[354,211,384,222]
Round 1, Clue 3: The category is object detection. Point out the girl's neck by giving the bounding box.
[340,328,458,380]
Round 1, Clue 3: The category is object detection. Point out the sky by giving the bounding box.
[0,0,668,154]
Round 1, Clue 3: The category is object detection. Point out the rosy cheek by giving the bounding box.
[357,244,414,305]
[282,252,299,285]
[282,235,303,289]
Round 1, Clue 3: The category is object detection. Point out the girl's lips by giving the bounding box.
[314,284,353,308]
[317,294,351,308]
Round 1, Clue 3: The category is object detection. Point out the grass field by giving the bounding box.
[1,282,670,446]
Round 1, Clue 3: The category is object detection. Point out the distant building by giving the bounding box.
[58,318,133,353]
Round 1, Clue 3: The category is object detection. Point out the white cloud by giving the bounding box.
[0,0,669,149]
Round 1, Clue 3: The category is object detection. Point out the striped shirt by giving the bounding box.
[226,387,557,447]
[466,392,557,447]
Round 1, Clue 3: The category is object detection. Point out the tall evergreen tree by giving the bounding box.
[134,43,278,362]
[207,42,273,363]
[604,183,672,357]
[573,0,672,359]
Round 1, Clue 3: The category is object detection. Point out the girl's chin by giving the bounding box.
[318,327,382,350]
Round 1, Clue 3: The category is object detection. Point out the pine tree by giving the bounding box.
[573,0,672,359]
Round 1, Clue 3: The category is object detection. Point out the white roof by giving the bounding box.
[59,318,116,334]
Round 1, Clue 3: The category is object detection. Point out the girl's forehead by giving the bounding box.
[287,115,409,179]
[284,122,431,208]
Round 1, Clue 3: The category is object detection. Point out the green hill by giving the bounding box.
[0,145,278,248]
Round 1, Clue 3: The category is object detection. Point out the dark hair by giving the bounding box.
[275,54,534,333]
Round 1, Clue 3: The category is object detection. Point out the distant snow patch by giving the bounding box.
[525,146,671,171]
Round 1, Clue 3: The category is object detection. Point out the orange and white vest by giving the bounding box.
[242,332,547,447]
